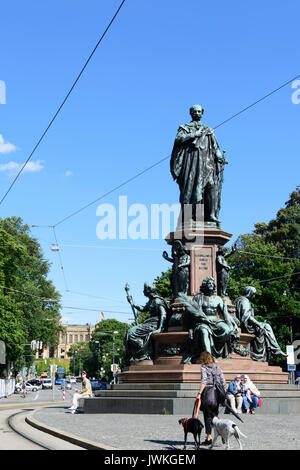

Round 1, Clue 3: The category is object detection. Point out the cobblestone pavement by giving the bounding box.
[32,406,300,451]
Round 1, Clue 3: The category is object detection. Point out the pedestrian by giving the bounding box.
[226,375,243,414]
[21,379,26,398]
[196,351,227,446]
[241,374,261,414]
[100,377,109,390]
[68,371,92,414]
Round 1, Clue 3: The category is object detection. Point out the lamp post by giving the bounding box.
[112,331,118,384]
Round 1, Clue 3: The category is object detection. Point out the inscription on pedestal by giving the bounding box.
[190,246,214,295]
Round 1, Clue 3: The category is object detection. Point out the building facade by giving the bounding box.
[39,324,95,359]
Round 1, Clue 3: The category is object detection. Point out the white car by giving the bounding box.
[42,379,53,390]
[15,382,41,393]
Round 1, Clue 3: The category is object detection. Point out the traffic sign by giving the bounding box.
[286,345,295,365]
[287,364,296,371]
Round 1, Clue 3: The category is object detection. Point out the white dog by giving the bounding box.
[210,416,247,450]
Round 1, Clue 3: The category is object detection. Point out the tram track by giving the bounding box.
[0,406,84,450]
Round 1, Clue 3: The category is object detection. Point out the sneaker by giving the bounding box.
[71,409,76,414]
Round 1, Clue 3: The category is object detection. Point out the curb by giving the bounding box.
[25,406,119,451]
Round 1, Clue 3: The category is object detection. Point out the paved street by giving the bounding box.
[31,405,300,451]
[0,384,77,407]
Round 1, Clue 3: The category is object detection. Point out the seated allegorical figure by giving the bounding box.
[124,282,170,362]
[178,276,239,363]
[234,286,287,362]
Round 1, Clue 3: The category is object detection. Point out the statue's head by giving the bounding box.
[173,240,186,255]
[217,246,228,255]
[242,286,256,299]
[143,282,156,297]
[190,104,204,121]
[200,276,216,294]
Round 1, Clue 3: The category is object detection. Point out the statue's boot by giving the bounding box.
[207,187,220,223]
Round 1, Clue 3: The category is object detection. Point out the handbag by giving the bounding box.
[211,366,226,405]
[200,385,218,410]
[258,398,262,407]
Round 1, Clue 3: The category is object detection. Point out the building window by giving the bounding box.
[85,335,89,342]
[74,335,78,343]
[80,335,83,342]
[69,335,73,344]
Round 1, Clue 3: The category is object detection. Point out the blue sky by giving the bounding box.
[0,0,299,326]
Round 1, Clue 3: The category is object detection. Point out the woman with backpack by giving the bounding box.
[196,351,227,446]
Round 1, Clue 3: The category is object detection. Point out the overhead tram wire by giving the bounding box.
[54,154,170,227]
[52,72,300,229]
[51,226,69,292]
[0,0,127,207]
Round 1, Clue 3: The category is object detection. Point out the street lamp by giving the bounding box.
[112,331,118,384]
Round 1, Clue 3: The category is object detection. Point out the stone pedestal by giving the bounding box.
[166,225,232,296]
[119,330,289,384]
[119,223,288,385]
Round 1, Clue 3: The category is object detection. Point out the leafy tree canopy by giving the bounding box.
[0,217,62,375]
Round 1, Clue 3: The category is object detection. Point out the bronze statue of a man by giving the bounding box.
[170,105,227,224]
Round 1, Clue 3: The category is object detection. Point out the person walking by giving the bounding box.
[21,379,26,398]
[241,374,260,414]
[226,375,243,414]
[68,371,92,414]
[196,351,227,445]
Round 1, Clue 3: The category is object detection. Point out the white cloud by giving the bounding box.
[0,159,44,174]
[0,134,18,154]
[65,170,73,176]
[23,160,44,172]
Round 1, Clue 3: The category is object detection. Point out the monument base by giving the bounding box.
[78,383,300,415]
[119,331,289,385]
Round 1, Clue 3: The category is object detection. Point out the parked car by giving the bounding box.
[90,380,101,391]
[69,376,76,384]
[15,382,41,393]
[60,380,72,390]
[42,379,53,390]
[27,379,42,387]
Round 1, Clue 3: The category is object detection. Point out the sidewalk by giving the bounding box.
[28,404,300,451]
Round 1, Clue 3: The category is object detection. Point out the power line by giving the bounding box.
[0,0,127,207]
[61,305,131,314]
[237,271,300,288]
[54,154,170,226]
[236,250,300,262]
[0,284,59,302]
[213,73,300,130]
[52,72,300,228]
[52,226,69,291]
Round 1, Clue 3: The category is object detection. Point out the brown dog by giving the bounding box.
[178,417,204,449]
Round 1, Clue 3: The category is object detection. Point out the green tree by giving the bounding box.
[90,319,130,379]
[228,187,300,367]
[0,217,62,376]
[153,269,172,299]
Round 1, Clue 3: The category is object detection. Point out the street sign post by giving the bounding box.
[286,345,296,383]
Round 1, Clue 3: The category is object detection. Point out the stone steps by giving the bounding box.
[77,383,300,415]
